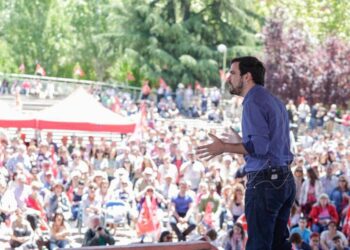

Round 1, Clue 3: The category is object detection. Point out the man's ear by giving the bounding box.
[244,72,253,82]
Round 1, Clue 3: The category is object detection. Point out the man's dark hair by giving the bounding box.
[299,216,308,221]
[332,235,341,241]
[290,232,302,244]
[231,56,265,86]
[159,230,171,242]
[206,228,218,241]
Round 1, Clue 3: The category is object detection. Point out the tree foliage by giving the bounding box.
[0,0,349,99]
[256,0,350,41]
[263,9,350,107]
[107,0,262,88]
[0,0,262,88]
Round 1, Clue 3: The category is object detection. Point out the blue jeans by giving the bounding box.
[49,239,68,250]
[311,223,328,233]
[245,167,296,250]
[170,215,196,241]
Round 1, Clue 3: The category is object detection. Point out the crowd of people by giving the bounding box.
[0,78,350,250]
[1,77,227,123]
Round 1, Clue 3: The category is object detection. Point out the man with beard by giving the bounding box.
[197,56,295,250]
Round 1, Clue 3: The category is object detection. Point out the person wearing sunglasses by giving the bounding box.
[81,183,101,227]
[309,232,322,250]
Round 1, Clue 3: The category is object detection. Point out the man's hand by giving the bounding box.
[222,127,242,144]
[179,217,186,224]
[196,133,225,161]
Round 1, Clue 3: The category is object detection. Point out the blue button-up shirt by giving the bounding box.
[241,85,293,172]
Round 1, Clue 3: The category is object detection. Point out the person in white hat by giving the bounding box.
[47,181,71,220]
[159,174,178,204]
[221,155,237,185]
[180,150,205,192]
[134,168,159,197]
[158,155,178,185]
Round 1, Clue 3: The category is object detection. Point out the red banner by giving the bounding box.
[136,195,160,236]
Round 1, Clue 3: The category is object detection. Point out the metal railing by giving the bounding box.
[0,72,143,100]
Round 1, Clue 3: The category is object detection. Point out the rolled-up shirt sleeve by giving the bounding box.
[242,100,270,157]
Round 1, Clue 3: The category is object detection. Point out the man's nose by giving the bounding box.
[225,72,231,82]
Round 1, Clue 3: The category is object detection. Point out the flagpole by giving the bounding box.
[217,44,227,95]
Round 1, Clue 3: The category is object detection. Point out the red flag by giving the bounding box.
[35,64,46,76]
[127,71,135,81]
[159,78,167,88]
[136,195,160,236]
[343,208,350,237]
[74,64,85,77]
[237,214,248,234]
[19,63,25,73]
[131,101,148,142]
[203,202,214,228]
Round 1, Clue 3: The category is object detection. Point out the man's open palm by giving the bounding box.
[196,133,225,161]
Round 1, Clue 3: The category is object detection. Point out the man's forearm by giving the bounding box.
[223,142,248,155]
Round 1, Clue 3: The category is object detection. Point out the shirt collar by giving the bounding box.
[242,84,262,105]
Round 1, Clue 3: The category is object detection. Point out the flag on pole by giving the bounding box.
[136,195,160,236]
[131,101,148,142]
[73,64,85,77]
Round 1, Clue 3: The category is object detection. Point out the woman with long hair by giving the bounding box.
[309,193,339,233]
[320,220,348,250]
[293,165,305,205]
[57,146,70,167]
[49,213,70,249]
[98,178,111,206]
[90,147,109,171]
[106,147,118,182]
[330,175,350,219]
[224,222,246,250]
[228,184,245,223]
[300,167,323,216]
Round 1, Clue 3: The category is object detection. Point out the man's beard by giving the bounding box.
[228,79,243,96]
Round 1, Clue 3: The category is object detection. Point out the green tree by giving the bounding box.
[0,0,263,86]
[256,0,350,41]
[108,0,263,88]
[67,0,118,81]
[0,0,73,76]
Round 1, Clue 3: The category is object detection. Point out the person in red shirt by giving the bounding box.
[25,181,49,231]
[309,193,339,233]
[341,110,350,136]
